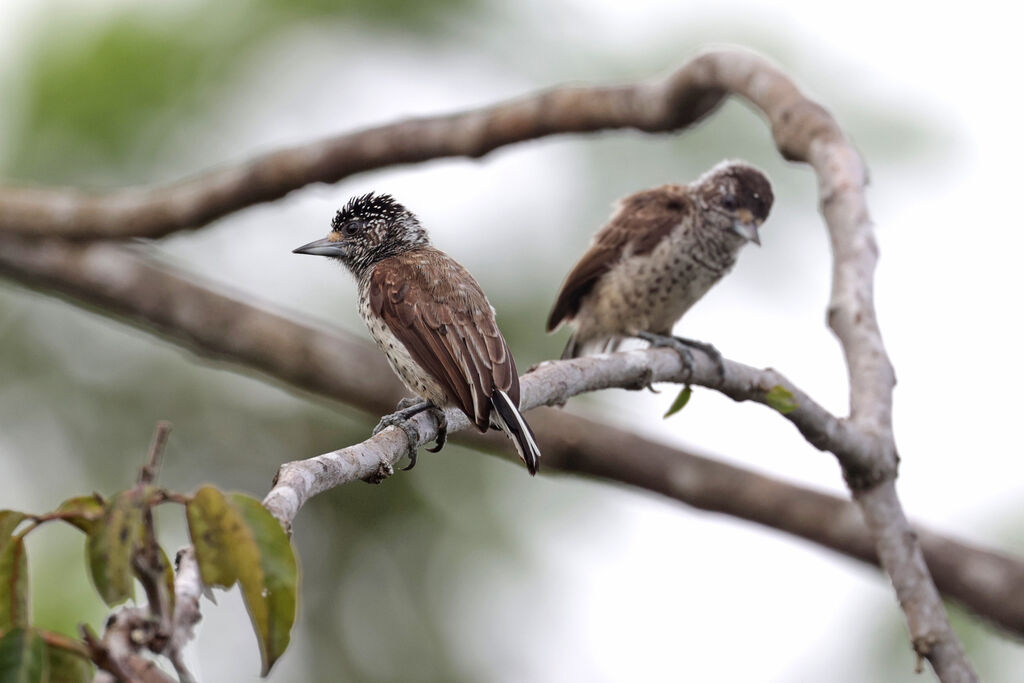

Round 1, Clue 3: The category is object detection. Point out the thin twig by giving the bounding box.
[139,420,173,486]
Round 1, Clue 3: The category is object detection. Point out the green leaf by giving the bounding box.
[85,492,145,607]
[0,628,47,683]
[229,494,298,677]
[186,487,298,676]
[0,512,29,633]
[0,514,26,541]
[185,487,242,588]
[54,496,105,535]
[764,385,799,414]
[43,638,92,683]
[663,385,693,418]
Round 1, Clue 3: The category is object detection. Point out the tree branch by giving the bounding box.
[0,48,977,679]
[0,55,730,239]
[2,238,1021,639]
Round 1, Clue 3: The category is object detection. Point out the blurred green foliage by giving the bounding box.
[11,12,235,183]
[4,0,479,184]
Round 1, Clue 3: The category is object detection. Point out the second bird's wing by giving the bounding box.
[546,187,693,331]
[368,251,519,432]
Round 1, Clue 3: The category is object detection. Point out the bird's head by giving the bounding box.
[293,192,429,275]
[695,161,774,246]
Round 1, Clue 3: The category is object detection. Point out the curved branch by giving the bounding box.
[0,60,727,239]
[2,237,1022,639]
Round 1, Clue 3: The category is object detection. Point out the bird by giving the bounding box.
[293,192,541,475]
[546,160,773,376]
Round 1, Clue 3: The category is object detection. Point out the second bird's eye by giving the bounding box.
[342,221,362,237]
[720,196,738,211]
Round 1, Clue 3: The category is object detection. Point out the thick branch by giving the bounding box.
[0,58,728,239]
[2,239,1021,638]
[0,236,404,415]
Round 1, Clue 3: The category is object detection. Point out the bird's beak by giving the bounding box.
[730,209,761,246]
[292,237,348,258]
[731,220,761,246]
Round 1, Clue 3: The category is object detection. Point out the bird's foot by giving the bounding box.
[372,399,447,470]
[637,332,726,384]
[373,399,430,470]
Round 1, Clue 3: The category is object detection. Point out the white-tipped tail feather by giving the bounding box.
[490,389,541,475]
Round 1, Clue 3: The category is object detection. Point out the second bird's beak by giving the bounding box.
[731,220,761,246]
[293,237,348,258]
[730,209,761,246]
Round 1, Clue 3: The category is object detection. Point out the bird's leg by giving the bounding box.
[636,331,726,384]
[373,399,432,435]
[395,396,424,411]
[372,399,448,470]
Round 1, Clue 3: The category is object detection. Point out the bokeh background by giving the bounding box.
[2,0,1023,680]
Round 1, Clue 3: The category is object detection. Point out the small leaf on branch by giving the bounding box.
[186,487,298,676]
[0,512,29,633]
[663,386,693,418]
[54,495,105,534]
[0,628,46,682]
[86,492,145,607]
[185,487,242,588]
[765,385,799,414]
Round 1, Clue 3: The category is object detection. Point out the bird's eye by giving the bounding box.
[342,221,362,237]
[720,196,738,211]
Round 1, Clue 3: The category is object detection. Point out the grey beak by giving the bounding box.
[731,221,761,246]
[293,237,347,258]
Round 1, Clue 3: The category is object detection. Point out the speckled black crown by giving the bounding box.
[331,192,411,231]
[726,166,774,221]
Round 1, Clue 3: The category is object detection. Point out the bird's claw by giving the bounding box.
[373,412,422,469]
[425,409,447,454]
[372,399,447,471]
[637,332,725,384]
[673,335,726,384]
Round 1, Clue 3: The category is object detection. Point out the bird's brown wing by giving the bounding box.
[369,250,519,432]
[546,188,692,331]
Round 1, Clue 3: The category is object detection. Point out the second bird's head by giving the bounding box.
[694,161,774,246]
[293,192,428,275]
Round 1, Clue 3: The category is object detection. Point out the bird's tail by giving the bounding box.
[561,334,623,360]
[490,389,541,475]
[560,334,580,360]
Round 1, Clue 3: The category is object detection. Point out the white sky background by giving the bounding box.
[3,0,1024,681]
